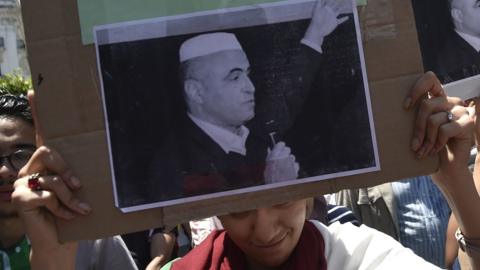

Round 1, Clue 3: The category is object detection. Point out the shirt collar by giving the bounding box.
[188,114,249,156]
[456,30,480,52]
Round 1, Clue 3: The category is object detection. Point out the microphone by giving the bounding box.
[265,120,278,148]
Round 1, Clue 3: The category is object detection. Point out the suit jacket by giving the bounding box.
[146,116,268,203]
[435,31,480,83]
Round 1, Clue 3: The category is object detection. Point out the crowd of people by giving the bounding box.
[0,73,478,270]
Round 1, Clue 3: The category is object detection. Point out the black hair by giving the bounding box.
[0,94,33,125]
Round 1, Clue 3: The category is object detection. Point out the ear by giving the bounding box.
[451,8,463,26]
[184,79,204,104]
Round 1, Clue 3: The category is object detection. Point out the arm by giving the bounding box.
[11,91,91,270]
[146,232,176,270]
[404,72,480,269]
[444,100,480,269]
[250,0,353,136]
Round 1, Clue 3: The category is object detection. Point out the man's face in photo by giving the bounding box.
[452,0,480,37]
[195,49,255,128]
[0,117,35,217]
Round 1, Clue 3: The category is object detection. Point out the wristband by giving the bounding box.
[456,227,480,257]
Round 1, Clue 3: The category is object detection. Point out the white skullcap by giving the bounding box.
[179,32,243,62]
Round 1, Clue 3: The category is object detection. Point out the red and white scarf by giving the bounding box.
[171,221,327,270]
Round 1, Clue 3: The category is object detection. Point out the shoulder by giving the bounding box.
[310,220,439,270]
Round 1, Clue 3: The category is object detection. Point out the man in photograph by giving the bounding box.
[436,0,480,82]
[175,33,300,195]
[147,0,353,202]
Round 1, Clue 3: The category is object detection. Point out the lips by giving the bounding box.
[252,232,288,249]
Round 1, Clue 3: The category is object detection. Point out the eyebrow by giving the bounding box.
[225,67,250,79]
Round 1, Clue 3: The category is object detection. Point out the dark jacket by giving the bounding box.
[435,31,480,83]
[146,116,268,203]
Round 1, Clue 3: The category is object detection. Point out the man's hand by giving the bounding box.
[10,91,90,270]
[303,0,353,50]
[264,142,299,184]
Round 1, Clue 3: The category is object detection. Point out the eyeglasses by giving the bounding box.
[0,148,35,171]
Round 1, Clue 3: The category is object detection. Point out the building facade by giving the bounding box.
[0,0,28,76]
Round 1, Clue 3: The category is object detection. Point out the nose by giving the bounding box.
[243,76,255,94]
[251,208,279,245]
[0,160,17,185]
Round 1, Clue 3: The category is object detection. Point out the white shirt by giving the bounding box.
[188,114,249,156]
[313,220,439,269]
[456,30,480,52]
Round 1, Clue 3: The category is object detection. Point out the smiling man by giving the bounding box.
[436,0,480,82]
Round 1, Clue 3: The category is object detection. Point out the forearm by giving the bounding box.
[434,168,480,270]
[30,242,78,270]
[435,168,480,237]
[146,256,168,270]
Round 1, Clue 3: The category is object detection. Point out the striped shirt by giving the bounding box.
[326,204,360,226]
[391,176,451,268]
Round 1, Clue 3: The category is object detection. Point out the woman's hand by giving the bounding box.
[404,72,473,185]
[406,72,480,269]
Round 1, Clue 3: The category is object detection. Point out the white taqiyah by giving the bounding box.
[179,32,243,62]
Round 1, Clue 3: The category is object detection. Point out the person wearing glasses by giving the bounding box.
[0,94,137,270]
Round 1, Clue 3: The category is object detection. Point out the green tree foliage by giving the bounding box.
[0,70,32,96]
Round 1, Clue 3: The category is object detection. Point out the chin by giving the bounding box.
[255,256,289,268]
[243,112,255,122]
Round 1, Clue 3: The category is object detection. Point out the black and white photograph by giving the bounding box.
[94,0,379,212]
[412,0,480,98]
